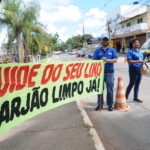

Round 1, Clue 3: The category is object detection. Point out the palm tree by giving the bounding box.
[23,24,48,61]
[0,0,40,62]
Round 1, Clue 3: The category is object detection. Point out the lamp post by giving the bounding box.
[82,21,88,57]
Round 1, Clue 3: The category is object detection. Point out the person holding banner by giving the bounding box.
[93,35,118,111]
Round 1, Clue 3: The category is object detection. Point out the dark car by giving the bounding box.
[87,48,94,58]
[76,49,85,57]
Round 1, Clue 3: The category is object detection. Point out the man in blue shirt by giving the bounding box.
[126,38,144,102]
[93,35,118,111]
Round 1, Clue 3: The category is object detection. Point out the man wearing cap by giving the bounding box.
[93,35,118,111]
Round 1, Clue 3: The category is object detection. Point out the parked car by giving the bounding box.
[87,48,94,58]
[53,51,61,55]
[76,49,85,57]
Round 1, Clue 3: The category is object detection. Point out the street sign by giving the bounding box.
[45,46,48,51]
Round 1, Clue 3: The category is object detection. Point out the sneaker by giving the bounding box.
[108,106,113,111]
[134,98,142,103]
[95,105,103,111]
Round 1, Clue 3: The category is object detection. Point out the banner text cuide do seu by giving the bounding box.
[0,60,104,134]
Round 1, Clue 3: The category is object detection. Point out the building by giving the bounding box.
[107,3,150,52]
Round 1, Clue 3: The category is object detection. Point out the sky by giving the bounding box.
[0,0,142,44]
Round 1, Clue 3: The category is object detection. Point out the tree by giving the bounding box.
[83,34,93,41]
[0,0,40,62]
[45,33,62,52]
[23,24,48,58]
[65,34,93,50]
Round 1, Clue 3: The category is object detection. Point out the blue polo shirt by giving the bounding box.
[93,46,118,71]
[127,49,144,73]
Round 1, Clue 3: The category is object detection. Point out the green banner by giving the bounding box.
[0,60,104,134]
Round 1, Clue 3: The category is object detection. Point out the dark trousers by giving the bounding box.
[97,72,114,107]
[126,66,142,99]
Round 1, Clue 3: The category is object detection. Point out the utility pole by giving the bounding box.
[107,20,111,40]
[82,21,88,57]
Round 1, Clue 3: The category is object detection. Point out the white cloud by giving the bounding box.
[60,35,69,42]
[47,24,66,34]
[49,0,71,4]
[24,0,71,10]
[2,0,107,42]
[31,2,106,40]
[84,18,105,28]
[40,0,70,10]
[76,21,107,38]
[75,29,83,35]
[91,30,107,37]
[40,5,82,23]
[47,24,68,41]
[91,32,99,37]
[85,8,106,19]
[72,8,107,38]
[83,8,106,29]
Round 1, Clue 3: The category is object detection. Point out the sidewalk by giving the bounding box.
[0,102,96,150]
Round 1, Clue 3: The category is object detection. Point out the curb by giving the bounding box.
[76,100,105,150]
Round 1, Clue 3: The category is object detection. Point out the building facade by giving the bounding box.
[107,4,150,52]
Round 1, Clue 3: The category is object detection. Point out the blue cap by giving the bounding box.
[101,34,109,41]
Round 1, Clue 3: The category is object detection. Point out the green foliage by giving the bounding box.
[3,56,11,63]
[65,34,93,50]
[23,24,48,56]
[43,32,64,53]
[0,0,40,62]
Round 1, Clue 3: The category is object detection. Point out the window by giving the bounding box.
[137,18,143,24]
[127,23,131,27]
[122,25,124,28]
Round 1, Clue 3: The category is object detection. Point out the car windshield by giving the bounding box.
[141,39,150,49]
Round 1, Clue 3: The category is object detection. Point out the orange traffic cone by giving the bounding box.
[114,77,129,111]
